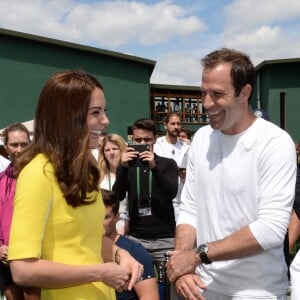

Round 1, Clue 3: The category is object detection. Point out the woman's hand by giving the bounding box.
[100,262,132,291]
[0,245,8,264]
[118,248,144,291]
[9,257,140,289]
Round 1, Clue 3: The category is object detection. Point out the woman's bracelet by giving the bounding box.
[114,248,121,265]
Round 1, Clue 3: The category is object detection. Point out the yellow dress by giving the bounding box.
[8,154,115,300]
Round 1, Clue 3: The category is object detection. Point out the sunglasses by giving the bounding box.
[132,137,153,143]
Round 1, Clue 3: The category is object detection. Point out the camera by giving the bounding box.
[128,144,149,167]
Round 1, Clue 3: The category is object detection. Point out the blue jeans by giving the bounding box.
[158,281,182,300]
[158,282,165,300]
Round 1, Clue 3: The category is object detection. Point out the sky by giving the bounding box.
[1,0,300,86]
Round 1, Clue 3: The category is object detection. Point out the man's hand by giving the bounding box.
[166,249,200,283]
[139,150,155,169]
[120,147,139,167]
[175,274,206,300]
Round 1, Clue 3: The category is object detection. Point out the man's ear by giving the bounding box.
[240,84,252,102]
[153,135,157,144]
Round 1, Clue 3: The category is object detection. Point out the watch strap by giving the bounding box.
[197,243,212,264]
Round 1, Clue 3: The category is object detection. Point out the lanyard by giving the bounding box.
[108,173,112,190]
[136,167,152,201]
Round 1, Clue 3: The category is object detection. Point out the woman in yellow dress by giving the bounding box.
[8,70,143,300]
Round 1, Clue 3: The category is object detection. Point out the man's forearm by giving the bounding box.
[175,224,197,250]
[175,224,263,262]
[207,226,263,262]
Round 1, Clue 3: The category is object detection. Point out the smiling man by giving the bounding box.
[166,48,297,300]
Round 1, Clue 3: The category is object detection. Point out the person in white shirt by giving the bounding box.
[289,143,300,300]
[0,155,10,172]
[154,112,189,221]
[289,201,300,300]
[98,133,129,235]
[166,48,296,300]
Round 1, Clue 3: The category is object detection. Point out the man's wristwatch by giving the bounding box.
[196,243,212,264]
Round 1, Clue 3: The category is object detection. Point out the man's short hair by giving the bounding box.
[180,127,192,139]
[132,118,156,136]
[101,189,120,215]
[202,48,256,98]
[164,112,182,124]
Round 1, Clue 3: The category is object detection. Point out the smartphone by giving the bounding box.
[129,144,150,153]
[128,144,149,167]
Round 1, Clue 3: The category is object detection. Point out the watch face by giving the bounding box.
[197,243,211,264]
[199,244,208,253]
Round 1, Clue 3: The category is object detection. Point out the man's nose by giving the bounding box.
[203,94,214,110]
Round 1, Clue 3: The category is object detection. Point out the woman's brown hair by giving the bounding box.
[16,70,103,207]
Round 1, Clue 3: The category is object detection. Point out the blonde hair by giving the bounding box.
[98,133,127,182]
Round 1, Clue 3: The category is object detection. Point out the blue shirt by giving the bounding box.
[116,235,156,300]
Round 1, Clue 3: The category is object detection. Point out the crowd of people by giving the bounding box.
[0,47,299,300]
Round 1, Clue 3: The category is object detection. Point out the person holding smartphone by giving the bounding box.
[113,118,178,300]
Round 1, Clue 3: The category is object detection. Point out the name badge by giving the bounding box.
[138,206,152,216]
